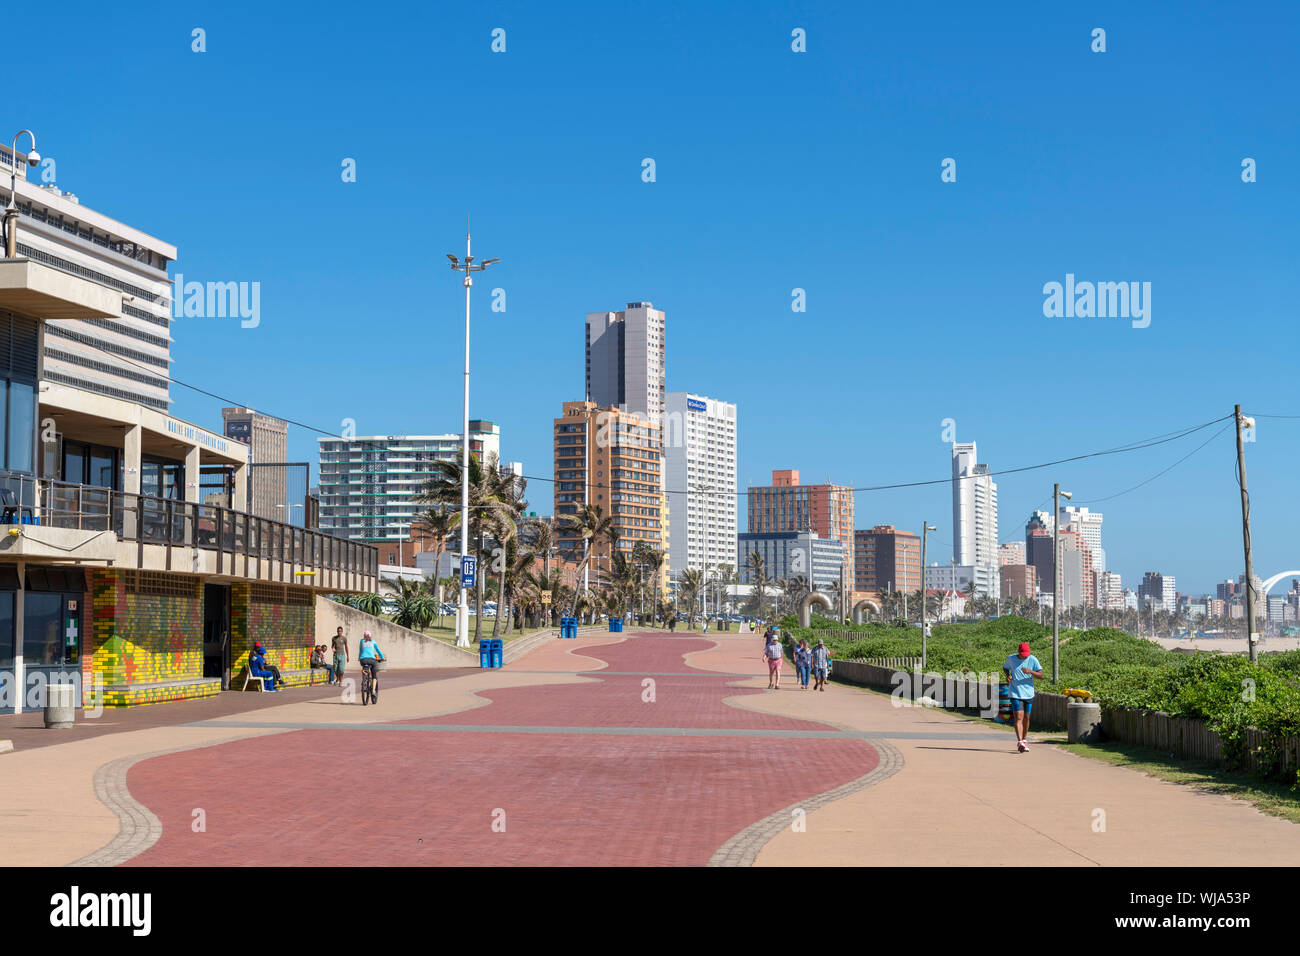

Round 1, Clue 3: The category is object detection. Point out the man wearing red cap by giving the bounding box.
[1003,641,1044,753]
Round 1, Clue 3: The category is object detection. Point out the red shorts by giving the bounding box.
[767,657,782,674]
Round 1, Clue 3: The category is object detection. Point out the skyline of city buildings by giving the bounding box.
[855,525,921,595]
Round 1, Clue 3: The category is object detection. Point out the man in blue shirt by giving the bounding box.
[1003,641,1044,753]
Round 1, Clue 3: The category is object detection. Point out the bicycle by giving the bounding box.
[360,660,378,705]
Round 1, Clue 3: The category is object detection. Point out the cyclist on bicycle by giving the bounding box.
[358,631,387,700]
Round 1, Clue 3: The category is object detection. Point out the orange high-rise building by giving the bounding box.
[747,469,855,587]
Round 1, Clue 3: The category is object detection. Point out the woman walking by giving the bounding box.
[794,639,812,690]
[762,631,784,689]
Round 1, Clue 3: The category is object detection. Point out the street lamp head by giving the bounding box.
[446,254,460,266]
[482,257,500,266]
[1060,491,1073,500]
[25,150,39,167]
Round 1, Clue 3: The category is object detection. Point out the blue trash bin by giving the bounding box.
[488,638,503,668]
[560,617,577,639]
[479,641,491,668]
[609,617,622,633]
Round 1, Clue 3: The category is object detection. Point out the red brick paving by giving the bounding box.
[121,634,879,866]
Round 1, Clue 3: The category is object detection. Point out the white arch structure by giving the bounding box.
[1261,571,1300,599]
[799,592,833,627]
[852,599,882,625]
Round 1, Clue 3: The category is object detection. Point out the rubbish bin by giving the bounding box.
[479,641,492,668]
[560,617,577,639]
[609,617,622,633]
[44,683,76,729]
[1067,700,1103,743]
[490,638,503,669]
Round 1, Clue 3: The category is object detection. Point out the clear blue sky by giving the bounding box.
[12,0,1300,595]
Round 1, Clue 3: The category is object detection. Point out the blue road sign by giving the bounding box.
[461,555,477,588]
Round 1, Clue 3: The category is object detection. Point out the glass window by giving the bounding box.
[141,461,162,498]
[22,592,63,667]
[0,590,12,671]
[63,441,86,485]
[6,381,33,473]
[89,448,116,489]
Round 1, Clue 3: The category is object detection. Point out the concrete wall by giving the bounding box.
[315,597,479,668]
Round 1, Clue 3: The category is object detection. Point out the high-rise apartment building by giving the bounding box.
[854,525,921,594]
[1097,571,1124,610]
[1,146,175,410]
[951,442,999,595]
[1139,571,1177,613]
[1061,505,1105,573]
[585,302,666,424]
[747,469,855,587]
[317,422,501,542]
[553,401,667,590]
[998,541,1026,567]
[1026,528,1054,595]
[664,392,737,576]
[1059,528,1095,607]
[222,408,289,521]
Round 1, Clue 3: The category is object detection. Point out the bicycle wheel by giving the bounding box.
[361,674,370,705]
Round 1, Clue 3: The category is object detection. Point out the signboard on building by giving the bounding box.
[687,398,707,412]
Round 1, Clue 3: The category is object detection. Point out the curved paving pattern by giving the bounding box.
[119,633,881,866]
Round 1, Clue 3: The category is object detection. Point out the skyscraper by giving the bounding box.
[951,442,999,596]
[585,302,666,424]
[664,392,737,577]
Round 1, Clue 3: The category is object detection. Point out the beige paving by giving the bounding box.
[696,662,1300,866]
[0,635,616,866]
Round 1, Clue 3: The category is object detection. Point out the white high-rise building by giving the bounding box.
[664,392,737,576]
[1,145,175,410]
[1097,570,1124,610]
[585,302,666,424]
[1061,505,1105,573]
[952,442,999,595]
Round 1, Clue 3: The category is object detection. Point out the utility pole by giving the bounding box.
[1052,483,1072,683]
[1236,404,1259,663]
[920,522,936,669]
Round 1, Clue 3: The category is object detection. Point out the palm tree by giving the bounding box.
[745,549,767,617]
[679,568,704,627]
[416,506,456,626]
[487,469,527,638]
[382,578,437,631]
[352,592,384,616]
[560,503,617,619]
[416,452,514,645]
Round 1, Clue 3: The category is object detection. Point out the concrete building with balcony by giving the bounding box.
[1,145,175,411]
[738,530,844,590]
[0,255,375,715]
[747,469,855,590]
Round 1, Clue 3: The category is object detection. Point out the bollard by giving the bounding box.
[1067,700,1103,744]
[44,683,76,729]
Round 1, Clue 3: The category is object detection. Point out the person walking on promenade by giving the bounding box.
[762,631,784,689]
[331,626,349,686]
[794,639,812,690]
[811,639,831,692]
[1003,640,1044,753]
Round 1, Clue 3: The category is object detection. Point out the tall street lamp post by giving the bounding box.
[446,225,498,648]
[4,129,40,258]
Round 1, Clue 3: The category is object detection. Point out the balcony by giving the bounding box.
[0,473,378,593]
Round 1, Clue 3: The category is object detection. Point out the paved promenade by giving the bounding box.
[2,631,1298,866]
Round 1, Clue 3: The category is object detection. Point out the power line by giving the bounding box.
[1073,423,1231,504]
